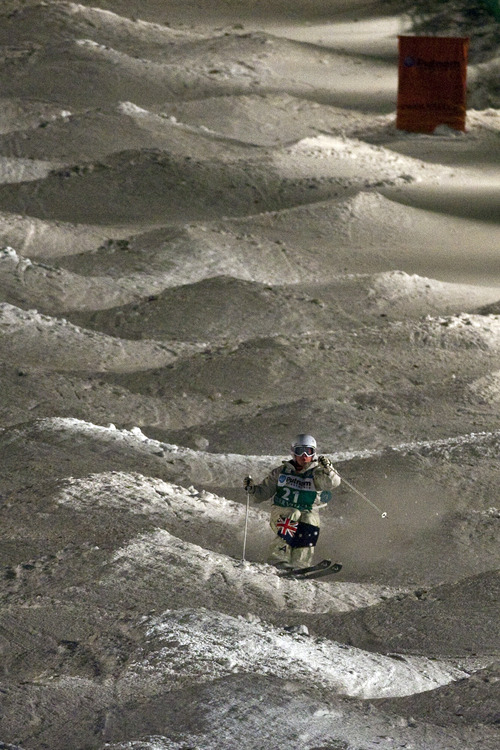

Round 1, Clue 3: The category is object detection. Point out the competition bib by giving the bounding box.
[274,472,317,511]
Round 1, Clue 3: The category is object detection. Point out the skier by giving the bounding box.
[244,434,341,571]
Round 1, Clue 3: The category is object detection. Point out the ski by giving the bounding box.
[295,561,342,580]
[278,559,342,579]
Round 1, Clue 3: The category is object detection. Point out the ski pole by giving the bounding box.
[338,473,387,518]
[242,477,251,560]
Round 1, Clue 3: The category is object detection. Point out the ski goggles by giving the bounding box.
[292,445,316,457]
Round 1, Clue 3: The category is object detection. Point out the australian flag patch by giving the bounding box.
[276,516,320,548]
[276,516,299,540]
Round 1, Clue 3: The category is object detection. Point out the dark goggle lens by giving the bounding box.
[293,445,315,456]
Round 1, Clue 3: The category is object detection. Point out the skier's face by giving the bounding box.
[295,453,313,467]
[292,449,315,467]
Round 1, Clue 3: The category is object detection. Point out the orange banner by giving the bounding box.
[397,36,469,133]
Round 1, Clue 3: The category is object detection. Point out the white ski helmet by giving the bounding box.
[291,433,317,456]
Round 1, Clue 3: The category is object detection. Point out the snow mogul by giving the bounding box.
[244,434,341,570]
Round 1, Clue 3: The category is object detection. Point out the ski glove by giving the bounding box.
[244,476,255,494]
[318,455,336,474]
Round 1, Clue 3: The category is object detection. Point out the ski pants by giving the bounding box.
[268,505,320,568]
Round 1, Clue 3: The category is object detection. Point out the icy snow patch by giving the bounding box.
[270,134,453,185]
[0,246,23,262]
[128,608,467,699]
[0,303,201,371]
[285,135,427,173]
[411,313,500,350]
[55,470,262,527]
[467,370,500,403]
[0,157,63,183]
[4,417,500,486]
[118,101,152,117]
[103,528,402,615]
[66,1,200,37]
